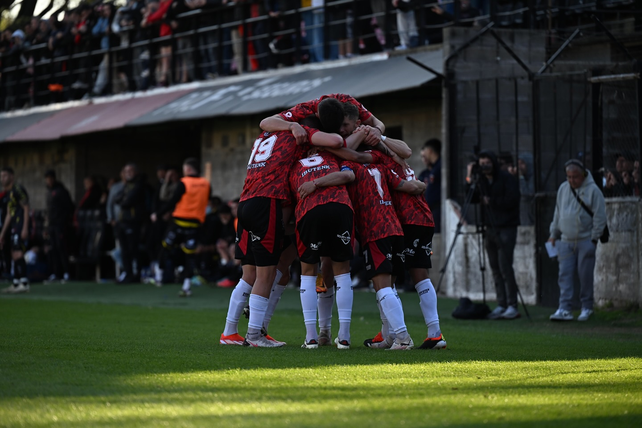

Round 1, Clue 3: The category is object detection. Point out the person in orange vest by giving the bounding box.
[151,158,211,297]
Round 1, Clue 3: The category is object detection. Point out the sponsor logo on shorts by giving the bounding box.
[413,239,419,248]
[337,231,351,245]
[422,242,433,256]
[310,242,322,250]
[250,231,261,242]
[386,253,392,260]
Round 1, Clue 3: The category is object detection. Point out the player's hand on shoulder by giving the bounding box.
[289,123,309,145]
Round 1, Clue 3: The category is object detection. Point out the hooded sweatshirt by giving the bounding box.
[549,172,606,242]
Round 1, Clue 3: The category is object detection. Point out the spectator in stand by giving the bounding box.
[419,138,442,232]
[633,160,640,196]
[141,0,175,86]
[48,15,74,102]
[393,0,418,49]
[114,163,147,283]
[70,5,95,94]
[302,0,325,63]
[88,2,116,97]
[44,170,74,283]
[2,30,30,110]
[76,176,103,216]
[605,151,637,197]
[112,0,145,91]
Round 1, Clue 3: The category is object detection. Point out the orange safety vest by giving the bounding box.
[172,176,210,224]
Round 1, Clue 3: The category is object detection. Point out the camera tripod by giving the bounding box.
[435,171,532,321]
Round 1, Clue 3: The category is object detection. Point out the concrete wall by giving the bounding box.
[594,198,642,308]
[0,141,77,210]
[440,199,537,305]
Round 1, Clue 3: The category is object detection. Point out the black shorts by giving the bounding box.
[9,228,27,252]
[363,236,404,280]
[296,203,353,265]
[401,224,434,269]
[235,197,284,267]
[163,221,200,254]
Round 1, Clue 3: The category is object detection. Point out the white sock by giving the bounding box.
[300,275,318,342]
[376,287,408,339]
[154,264,163,282]
[376,297,391,338]
[335,273,353,342]
[182,278,191,291]
[263,269,286,332]
[223,279,252,336]
[247,294,269,339]
[415,279,441,337]
[317,284,335,333]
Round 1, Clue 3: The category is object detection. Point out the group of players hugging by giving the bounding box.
[219,93,446,351]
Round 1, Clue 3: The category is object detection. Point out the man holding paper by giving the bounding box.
[548,159,606,322]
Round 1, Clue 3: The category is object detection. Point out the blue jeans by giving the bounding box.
[557,239,596,311]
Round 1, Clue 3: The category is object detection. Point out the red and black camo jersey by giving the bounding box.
[279,93,372,124]
[289,151,353,221]
[240,127,318,202]
[344,161,403,245]
[370,151,435,227]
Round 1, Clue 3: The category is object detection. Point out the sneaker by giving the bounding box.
[550,308,574,321]
[220,333,245,345]
[217,278,237,288]
[178,289,192,297]
[301,339,319,349]
[1,283,29,294]
[334,337,350,350]
[316,274,327,293]
[243,335,286,348]
[487,306,506,320]
[319,330,332,346]
[418,334,447,350]
[363,331,384,347]
[367,335,394,349]
[501,306,521,320]
[44,274,59,284]
[264,334,286,346]
[389,335,414,350]
[578,308,593,322]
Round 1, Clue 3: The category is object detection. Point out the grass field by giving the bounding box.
[1,281,642,427]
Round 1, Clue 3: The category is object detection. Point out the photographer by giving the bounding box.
[466,150,521,320]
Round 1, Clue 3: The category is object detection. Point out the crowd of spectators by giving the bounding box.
[0,0,484,110]
[0,163,245,288]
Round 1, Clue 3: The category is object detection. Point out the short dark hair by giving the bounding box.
[317,98,345,133]
[44,169,56,179]
[183,158,200,174]
[423,138,441,155]
[300,114,323,130]
[342,102,359,122]
[218,204,232,215]
[1,167,14,175]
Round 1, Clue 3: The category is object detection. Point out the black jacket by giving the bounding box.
[117,176,147,223]
[46,181,74,227]
[467,151,521,228]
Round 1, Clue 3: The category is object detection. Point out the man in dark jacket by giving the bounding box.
[45,170,74,283]
[115,163,146,283]
[466,150,521,320]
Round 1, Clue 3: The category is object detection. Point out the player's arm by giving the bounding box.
[0,211,12,246]
[362,115,386,146]
[345,126,368,150]
[309,131,344,149]
[298,169,355,199]
[152,182,186,221]
[326,147,373,164]
[395,179,426,195]
[20,202,29,239]
[381,136,412,159]
[260,114,308,145]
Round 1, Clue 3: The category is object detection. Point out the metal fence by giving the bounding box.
[1,0,639,111]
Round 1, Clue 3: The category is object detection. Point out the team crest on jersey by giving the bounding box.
[250,231,261,242]
[337,231,351,245]
[285,112,293,118]
[310,242,322,250]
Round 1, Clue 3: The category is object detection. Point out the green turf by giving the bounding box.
[1,282,642,427]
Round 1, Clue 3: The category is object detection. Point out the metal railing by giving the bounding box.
[0,0,639,112]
